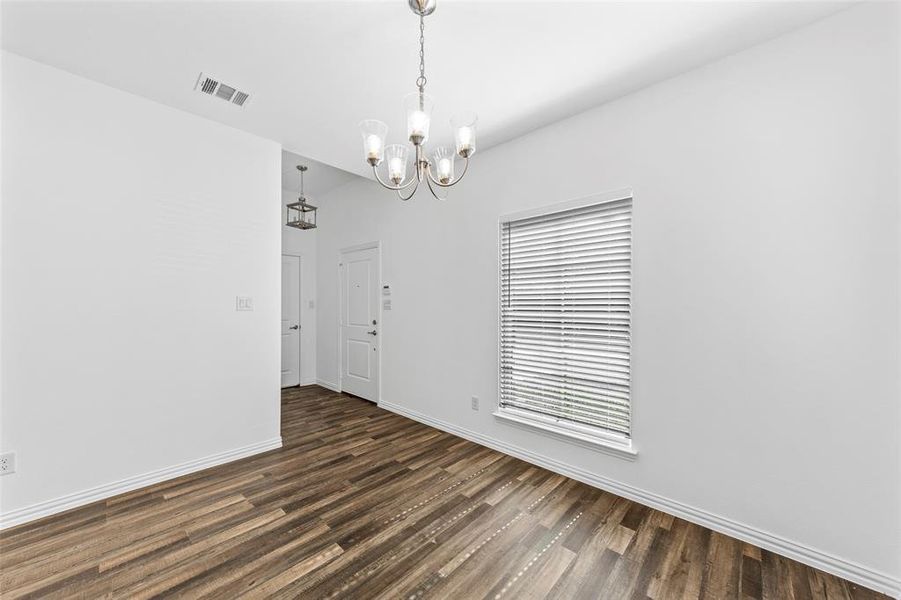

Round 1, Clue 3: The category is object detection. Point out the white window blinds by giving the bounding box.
[499,196,632,438]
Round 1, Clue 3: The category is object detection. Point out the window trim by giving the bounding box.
[495,187,637,459]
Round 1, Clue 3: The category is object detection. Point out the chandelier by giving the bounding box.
[358,0,477,201]
[285,165,318,230]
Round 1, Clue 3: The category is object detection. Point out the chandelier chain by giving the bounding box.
[416,13,426,92]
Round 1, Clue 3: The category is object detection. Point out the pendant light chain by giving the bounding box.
[416,13,427,100]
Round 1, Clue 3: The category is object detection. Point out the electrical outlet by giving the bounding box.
[0,452,16,475]
[471,396,480,411]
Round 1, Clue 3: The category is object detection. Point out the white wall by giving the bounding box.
[316,3,899,592]
[282,189,317,385]
[0,53,283,523]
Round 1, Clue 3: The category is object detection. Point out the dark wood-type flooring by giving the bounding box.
[0,386,889,599]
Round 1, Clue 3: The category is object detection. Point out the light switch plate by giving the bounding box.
[236,296,254,311]
[383,299,392,310]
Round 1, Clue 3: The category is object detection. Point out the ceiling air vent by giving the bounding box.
[194,73,251,107]
[215,84,236,101]
[200,76,218,94]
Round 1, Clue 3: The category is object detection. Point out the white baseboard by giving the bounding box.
[316,379,340,392]
[379,401,900,598]
[0,437,283,530]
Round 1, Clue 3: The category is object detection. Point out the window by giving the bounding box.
[497,193,634,455]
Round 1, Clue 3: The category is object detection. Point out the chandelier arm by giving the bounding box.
[457,155,470,180]
[397,178,421,201]
[424,172,449,200]
[424,156,469,188]
[372,164,418,191]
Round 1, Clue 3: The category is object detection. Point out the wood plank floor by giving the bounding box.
[0,386,889,599]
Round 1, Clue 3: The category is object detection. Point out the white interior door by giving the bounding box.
[340,246,379,401]
[281,255,301,388]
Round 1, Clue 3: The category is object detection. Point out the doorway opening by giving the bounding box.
[281,254,302,388]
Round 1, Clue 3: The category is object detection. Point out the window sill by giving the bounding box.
[493,409,637,461]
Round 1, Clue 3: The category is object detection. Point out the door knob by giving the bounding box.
[289,324,300,330]
[367,330,377,336]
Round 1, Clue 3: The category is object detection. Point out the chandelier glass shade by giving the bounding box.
[360,120,388,164]
[359,0,476,201]
[385,144,409,184]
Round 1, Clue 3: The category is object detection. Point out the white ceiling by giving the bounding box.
[281,150,358,202]
[2,1,851,177]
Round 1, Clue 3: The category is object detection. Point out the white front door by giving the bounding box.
[340,246,379,401]
[281,255,301,388]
